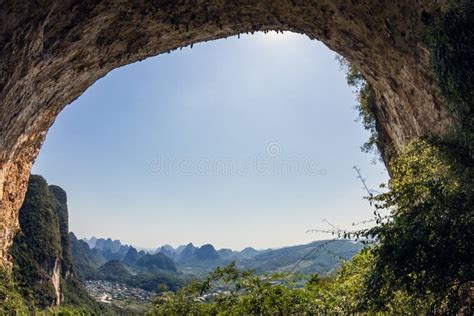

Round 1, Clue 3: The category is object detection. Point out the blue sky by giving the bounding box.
[32,32,388,250]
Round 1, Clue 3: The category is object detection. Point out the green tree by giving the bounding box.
[363,140,474,313]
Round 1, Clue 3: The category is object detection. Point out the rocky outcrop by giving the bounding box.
[51,257,61,306]
[10,175,107,310]
[0,0,455,266]
[10,175,76,308]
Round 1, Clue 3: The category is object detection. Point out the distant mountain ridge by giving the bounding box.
[76,235,364,278]
[154,243,263,263]
[152,241,363,275]
[238,240,365,275]
[82,237,131,261]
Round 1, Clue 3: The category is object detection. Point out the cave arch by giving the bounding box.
[0,0,453,266]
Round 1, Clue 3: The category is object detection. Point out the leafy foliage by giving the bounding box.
[362,139,474,313]
[37,306,96,315]
[430,0,474,157]
[38,304,126,316]
[150,252,433,315]
[151,262,309,315]
[336,56,380,158]
[0,267,28,314]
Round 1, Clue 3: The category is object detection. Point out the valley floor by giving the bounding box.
[85,280,153,312]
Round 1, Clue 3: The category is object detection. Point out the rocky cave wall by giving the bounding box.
[0,0,453,267]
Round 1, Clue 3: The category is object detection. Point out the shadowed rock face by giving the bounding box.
[0,0,453,266]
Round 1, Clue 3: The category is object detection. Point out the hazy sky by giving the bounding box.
[32,32,388,251]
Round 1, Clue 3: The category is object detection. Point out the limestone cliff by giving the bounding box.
[9,175,99,310]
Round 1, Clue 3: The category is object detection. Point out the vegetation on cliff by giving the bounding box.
[321,2,474,313]
[430,0,474,158]
[362,139,474,312]
[11,175,65,308]
[336,56,379,159]
[0,268,28,314]
[9,175,115,314]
